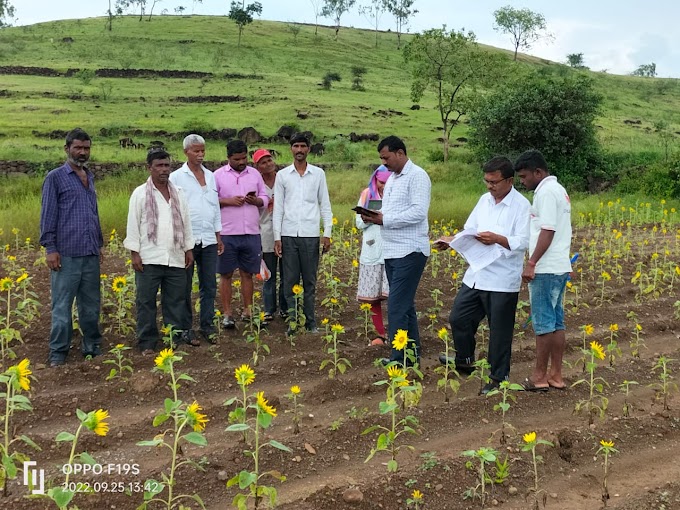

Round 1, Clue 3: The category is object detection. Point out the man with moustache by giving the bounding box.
[169,134,224,345]
[124,149,194,355]
[273,133,333,335]
[40,128,104,367]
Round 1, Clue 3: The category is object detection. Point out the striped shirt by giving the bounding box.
[381,159,431,259]
[39,162,103,257]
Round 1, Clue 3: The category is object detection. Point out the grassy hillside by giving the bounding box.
[0,15,678,166]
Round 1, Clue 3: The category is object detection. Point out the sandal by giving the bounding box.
[369,336,387,346]
[141,348,155,357]
[520,377,549,392]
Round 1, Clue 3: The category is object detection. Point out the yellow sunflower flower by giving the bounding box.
[256,391,277,417]
[8,358,32,391]
[635,323,642,331]
[321,318,329,325]
[0,277,12,291]
[154,348,175,368]
[360,303,372,311]
[600,439,614,448]
[86,409,110,436]
[411,489,423,501]
[112,276,127,293]
[331,324,345,334]
[186,401,209,432]
[590,341,605,360]
[437,328,448,341]
[115,343,125,349]
[7,255,16,262]
[292,284,303,295]
[330,297,338,304]
[235,364,255,386]
[352,259,358,268]
[15,272,28,284]
[290,385,301,395]
[609,324,618,332]
[583,324,594,336]
[332,217,338,225]
[233,279,241,288]
[523,431,537,443]
[392,329,409,351]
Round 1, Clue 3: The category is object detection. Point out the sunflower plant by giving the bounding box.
[407,489,424,509]
[520,431,554,510]
[49,408,110,509]
[286,284,306,341]
[109,275,135,336]
[244,307,269,367]
[226,388,291,509]
[0,276,23,363]
[357,303,375,343]
[572,341,609,424]
[461,446,498,506]
[362,364,420,472]
[0,359,40,495]
[320,323,351,379]
[225,364,256,443]
[606,324,622,367]
[485,380,524,445]
[648,355,678,411]
[103,343,133,384]
[137,348,207,510]
[618,380,639,417]
[433,328,460,403]
[285,385,303,434]
[597,439,618,507]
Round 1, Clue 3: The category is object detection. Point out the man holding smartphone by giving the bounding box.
[214,140,269,325]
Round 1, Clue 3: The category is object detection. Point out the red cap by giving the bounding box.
[252,149,272,164]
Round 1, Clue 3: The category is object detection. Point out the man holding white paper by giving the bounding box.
[436,156,530,395]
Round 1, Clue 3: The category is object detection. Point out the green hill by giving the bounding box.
[0,15,678,167]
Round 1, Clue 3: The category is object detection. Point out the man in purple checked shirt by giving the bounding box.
[40,128,104,367]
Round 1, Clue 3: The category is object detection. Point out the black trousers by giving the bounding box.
[281,236,320,330]
[449,283,519,382]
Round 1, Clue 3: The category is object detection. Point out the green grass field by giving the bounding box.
[0,15,679,242]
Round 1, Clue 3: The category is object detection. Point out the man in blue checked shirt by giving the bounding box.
[40,128,104,367]
[361,136,431,366]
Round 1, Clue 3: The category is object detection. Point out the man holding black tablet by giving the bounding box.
[361,136,431,366]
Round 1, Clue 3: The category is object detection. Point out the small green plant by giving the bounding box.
[346,405,369,420]
[597,439,618,507]
[286,385,303,434]
[434,328,460,403]
[74,68,95,85]
[286,284,306,343]
[468,358,492,394]
[329,418,344,431]
[461,447,498,506]
[103,343,133,383]
[619,380,639,417]
[406,489,424,509]
[485,380,524,445]
[244,309,269,367]
[225,364,256,444]
[649,356,678,410]
[492,455,510,485]
[418,451,440,471]
[606,324,622,367]
[521,431,554,510]
[572,341,609,424]
[319,323,351,378]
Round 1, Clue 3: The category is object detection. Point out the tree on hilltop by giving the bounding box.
[309,0,323,36]
[493,5,549,61]
[632,62,657,78]
[359,0,386,48]
[228,1,263,47]
[117,0,148,21]
[404,27,506,162]
[0,0,15,28]
[383,0,418,49]
[566,53,588,69]
[322,0,356,41]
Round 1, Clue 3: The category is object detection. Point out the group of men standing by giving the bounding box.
[39,127,571,399]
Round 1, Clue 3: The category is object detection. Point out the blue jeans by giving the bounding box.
[186,243,218,334]
[385,252,427,361]
[48,255,102,363]
[262,252,286,315]
[528,273,569,336]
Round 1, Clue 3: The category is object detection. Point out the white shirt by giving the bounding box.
[168,163,221,247]
[530,176,572,274]
[461,187,530,293]
[273,163,333,240]
[259,182,275,253]
[123,184,194,268]
[381,159,431,259]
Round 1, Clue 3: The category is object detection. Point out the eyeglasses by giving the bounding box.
[483,177,512,187]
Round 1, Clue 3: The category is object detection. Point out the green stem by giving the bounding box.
[3,380,11,456]
[253,410,261,509]
[166,416,187,510]
[64,424,84,487]
[532,445,539,494]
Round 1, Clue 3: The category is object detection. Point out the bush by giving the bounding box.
[321,72,342,90]
[74,68,95,85]
[426,148,445,163]
[614,154,680,198]
[468,70,602,189]
[323,138,360,162]
[182,118,215,135]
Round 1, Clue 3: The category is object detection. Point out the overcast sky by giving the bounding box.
[12,1,680,77]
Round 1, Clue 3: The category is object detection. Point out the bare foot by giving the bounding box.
[548,378,567,389]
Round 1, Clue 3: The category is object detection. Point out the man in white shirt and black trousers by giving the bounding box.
[436,157,530,395]
[361,136,431,366]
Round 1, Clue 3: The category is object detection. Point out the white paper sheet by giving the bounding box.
[446,228,503,273]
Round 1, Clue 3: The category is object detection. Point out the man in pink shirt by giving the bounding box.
[215,140,269,326]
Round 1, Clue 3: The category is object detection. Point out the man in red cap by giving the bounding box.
[254,149,286,322]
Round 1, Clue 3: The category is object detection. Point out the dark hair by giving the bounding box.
[514,150,549,173]
[147,148,170,165]
[289,133,310,147]
[483,156,514,179]
[65,128,91,148]
[227,139,248,157]
[377,135,407,155]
